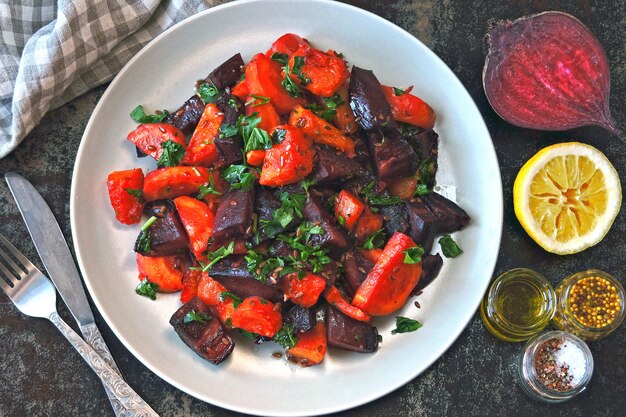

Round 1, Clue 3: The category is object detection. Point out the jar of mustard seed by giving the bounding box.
[552,269,625,341]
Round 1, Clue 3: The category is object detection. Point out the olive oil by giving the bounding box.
[481,268,556,342]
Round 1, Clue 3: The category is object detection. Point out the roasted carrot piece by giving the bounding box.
[360,248,384,264]
[180,267,202,304]
[143,166,210,202]
[352,232,423,316]
[199,170,226,213]
[127,123,186,162]
[106,168,144,225]
[259,125,315,187]
[287,44,349,97]
[381,85,436,129]
[231,78,249,101]
[180,103,222,167]
[287,321,326,367]
[354,207,384,245]
[196,272,236,325]
[266,33,309,58]
[245,53,305,115]
[245,149,266,166]
[245,96,281,132]
[333,82,358,134]
[324,286,371,323]
[334,190,365,231]
[136,254,186,293]
[289,105,355,157]
[389,174,419,200]
[279,273,327,308]
[173,196,215,261]
[231,296,283,338]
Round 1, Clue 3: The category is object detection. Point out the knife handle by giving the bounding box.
[49,312,159,417]
[81,323,133,417]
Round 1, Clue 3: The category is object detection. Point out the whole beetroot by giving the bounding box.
[483,11,620,135]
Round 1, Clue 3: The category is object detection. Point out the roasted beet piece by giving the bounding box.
[326,305,378,353]
[212,187,256,248]
[316,260,339,288]
[205,53,245,90]
[380,203,410,236]
[163,95,205,136]
[303,194,348,254]
[309,147,373,185]
[169,297,234,364]
[209,255,282,302]
[407,200,439,253]
[134,200,189,256]
[367,129,418,181]
[284,304,316,334]
[342,249,374,297]
[214,94,244,164]
[349,66,396,131]
[422,192,470,234]
[411,129,439,162]
[414,253,443,293]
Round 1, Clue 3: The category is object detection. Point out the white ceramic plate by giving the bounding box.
[71,0,502,415]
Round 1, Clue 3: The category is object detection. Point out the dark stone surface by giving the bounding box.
[0,1,624,416]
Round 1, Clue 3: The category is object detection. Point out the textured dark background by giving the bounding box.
[0,0,624,416]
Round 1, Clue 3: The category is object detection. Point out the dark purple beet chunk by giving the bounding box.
[303,194,348,253]
[349,66,396,131]
[414,253,443,293]
[284,304,316,334]
[205,53,245,90]
[380,203,410,236]
[412,129,439,162]
[367,129,418,181]
[326,305,378,353]
[214,94,244,164]
[422,192,470,234]
[407,200,439,253]
[163,95,205,136]
[209,255,282,302]
[310,147,372,184]
[342,249,374,297]
[169,297,234,365]
[135,200,188,256]
[212,187,256,247]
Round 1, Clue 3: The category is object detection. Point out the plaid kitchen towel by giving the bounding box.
[0,0,225,159]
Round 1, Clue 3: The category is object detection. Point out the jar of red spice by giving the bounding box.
[518,331,593,403]
[552,269,625,341]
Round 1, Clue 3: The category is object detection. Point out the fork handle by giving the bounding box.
[49,312,159,417]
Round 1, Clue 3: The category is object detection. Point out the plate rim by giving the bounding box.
[70,0,503,415]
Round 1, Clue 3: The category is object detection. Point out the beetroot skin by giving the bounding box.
[483,11,619,134]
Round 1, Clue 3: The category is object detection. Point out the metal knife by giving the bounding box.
[5,172,136,417]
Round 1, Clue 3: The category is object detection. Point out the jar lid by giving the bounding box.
[518,330,593,403]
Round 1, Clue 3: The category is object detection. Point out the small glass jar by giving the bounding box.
[480,268,556,342]
[518,331,593,403]
[552,269,625,341]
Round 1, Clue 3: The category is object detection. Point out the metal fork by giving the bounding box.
[0,233,159,417]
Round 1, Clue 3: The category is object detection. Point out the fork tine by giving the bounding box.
[0,233,31,280]
[0,271,12,292]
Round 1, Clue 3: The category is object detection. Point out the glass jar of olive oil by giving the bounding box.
[480,268,556,342]
[552,269,625,341]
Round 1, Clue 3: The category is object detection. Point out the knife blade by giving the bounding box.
[5,172,132,417]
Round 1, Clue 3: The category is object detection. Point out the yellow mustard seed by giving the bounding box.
[568,276,621,328]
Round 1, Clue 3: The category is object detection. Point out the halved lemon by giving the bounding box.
[513,142,621,255]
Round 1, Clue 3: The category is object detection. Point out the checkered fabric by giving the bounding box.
[0,0,221,159]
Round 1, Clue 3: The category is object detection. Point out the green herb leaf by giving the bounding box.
[403,246,425,264]
[141,216,158,231]
[135,231,151,253]
[184,310,212,324]
[337,215,345,226]
[281,56,308,98]
[197,82,220,104]
[201,241,235,271]
[300,178,317,193]
[414,184,430,196]
[363,229,386,250]
[418,158,436,186]
[391,316,422,334]
[222,165,256,190]
[197,175,222,199]
[135,278,158,300]
[247,94,271,107]
[219,123,239,140]
[259,192,306,238]
[157,140,185,167]
[271,128,286,144]
[362,181,402,206]
[270,52,289,65]
[125,188,143,201]
[393,87,407,96]
[273,325,299,349]
[130,105,168,123]
[439,234,463,258]
[219,291,243,308]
